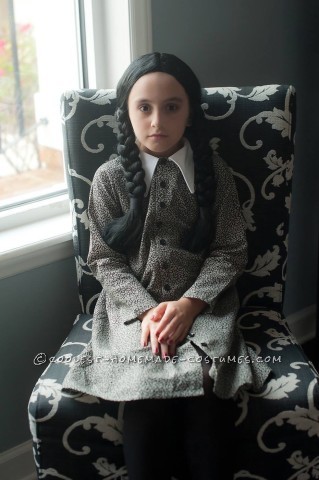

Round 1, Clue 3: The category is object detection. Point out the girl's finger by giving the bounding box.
[150,312,161,322]
[151,303,167,322]
[168,342,176,357]
[157,317,179,343]
[167,324,184,344]
[140,322,150,348]
[150,324,160,355]
[160,342,170,359]
[155,311,176,337]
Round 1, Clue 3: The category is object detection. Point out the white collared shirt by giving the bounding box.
[139,138,195,196]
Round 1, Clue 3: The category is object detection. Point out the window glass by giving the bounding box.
[0,0,81,209]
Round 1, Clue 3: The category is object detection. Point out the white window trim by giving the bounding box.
[84,0,153,88]
[0,213,73,281]
[128,0,153,60]
[0,0,152,279]
[0,194,69,231]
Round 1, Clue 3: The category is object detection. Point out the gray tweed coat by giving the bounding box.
[63,155,271,400]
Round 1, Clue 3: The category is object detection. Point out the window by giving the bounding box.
[0,0,152,277]
[0,0,80,211]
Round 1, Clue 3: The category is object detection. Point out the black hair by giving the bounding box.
[103,52,216,255]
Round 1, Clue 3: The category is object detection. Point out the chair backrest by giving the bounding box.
[61,85,295,315]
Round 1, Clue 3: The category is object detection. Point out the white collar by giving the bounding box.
[139,138,195,196]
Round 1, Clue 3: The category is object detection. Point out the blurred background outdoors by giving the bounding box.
[0,0,79,208]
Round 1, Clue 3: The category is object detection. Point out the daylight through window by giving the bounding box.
[0,0,81,210]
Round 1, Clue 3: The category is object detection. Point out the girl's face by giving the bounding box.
[127,72,190,157]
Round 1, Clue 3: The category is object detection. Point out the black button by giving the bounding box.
[162,262,169,269]
[156,221,163,228]
[164,284,171,291]
[160,201,166,208]
[160,181,167,188]
[160,239,166,246]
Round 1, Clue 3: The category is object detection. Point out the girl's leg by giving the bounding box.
[123,348,236,480]
[123,398,176,480]
[175,345,236,480]
[177,394,235,480]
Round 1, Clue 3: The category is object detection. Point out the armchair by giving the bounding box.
[28,85,319,479]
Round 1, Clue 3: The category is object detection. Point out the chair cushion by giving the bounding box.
[29,310,319,480]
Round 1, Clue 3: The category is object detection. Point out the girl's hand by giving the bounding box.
[153,297,208,345]
[138,307,176,358]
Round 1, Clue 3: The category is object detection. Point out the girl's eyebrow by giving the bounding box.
[134,96,184,104]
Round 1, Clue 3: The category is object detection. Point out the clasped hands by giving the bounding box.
[138,297,207,358]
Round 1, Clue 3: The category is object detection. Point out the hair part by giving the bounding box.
[103,52,216,255]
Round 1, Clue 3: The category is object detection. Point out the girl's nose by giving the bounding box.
[151,110,162,128]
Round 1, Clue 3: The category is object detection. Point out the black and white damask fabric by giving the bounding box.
[28,85,319,480]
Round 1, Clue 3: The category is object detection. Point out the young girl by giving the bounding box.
[63,52,271,479]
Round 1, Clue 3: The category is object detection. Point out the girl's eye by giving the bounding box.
[167,104,179,112]
[139,105,150,113]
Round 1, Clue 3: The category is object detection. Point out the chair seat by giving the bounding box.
[28,310,319,480]
[233,307,319,478]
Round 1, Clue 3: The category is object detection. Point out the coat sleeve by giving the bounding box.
[182,157,248,311]
[87,162,158,323]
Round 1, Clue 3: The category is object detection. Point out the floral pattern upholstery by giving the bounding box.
[28,85,319,480]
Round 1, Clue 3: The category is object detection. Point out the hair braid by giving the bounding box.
[117,109,146,199]
[183,104,216,254]
[102,108,146,254]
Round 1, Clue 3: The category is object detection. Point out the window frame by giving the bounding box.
[0,0,152,277]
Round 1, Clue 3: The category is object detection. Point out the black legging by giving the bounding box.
[123,351,236,480]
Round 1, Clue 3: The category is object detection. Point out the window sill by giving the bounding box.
[0,213,74,280]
